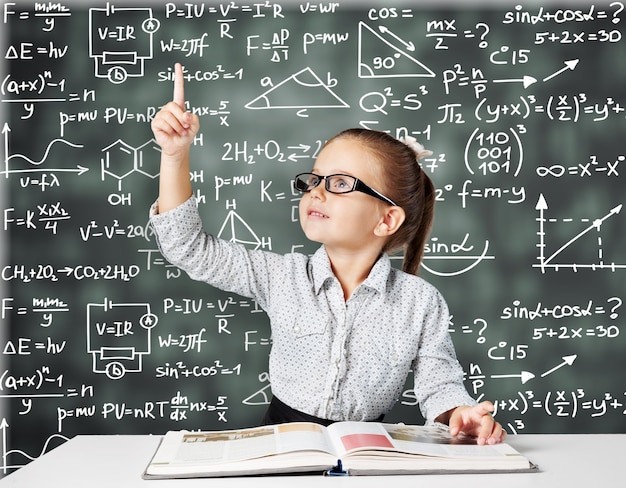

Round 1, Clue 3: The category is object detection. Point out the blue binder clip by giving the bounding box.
[325,459,348,476]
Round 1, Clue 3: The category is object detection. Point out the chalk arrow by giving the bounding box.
[1,418,7,475]
[287,144,311,163]
[2,124,11,180]
[536,194,548,272]
[491,371,535,384]
[543,59,579,82]
[540,355,577,377]
[535,193,548,211]
[0,165,89,176]
[287,154,310,163]
[492,76,537,89]
[2,123,10,176]
[378,26,415,51]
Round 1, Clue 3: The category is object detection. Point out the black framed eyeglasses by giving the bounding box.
[294,172,398,207]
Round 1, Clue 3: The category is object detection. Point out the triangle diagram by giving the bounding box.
[217,210,263,249]
[358,22,435,78]
[242,384,272,406]
[245,67,349,110]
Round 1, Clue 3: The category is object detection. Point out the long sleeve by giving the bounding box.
[149,196,277,309]
[411,290,477,423]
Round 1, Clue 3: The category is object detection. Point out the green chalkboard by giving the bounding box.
[2,0,626,475]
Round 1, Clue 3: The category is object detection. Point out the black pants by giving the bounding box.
[261,396,383,426]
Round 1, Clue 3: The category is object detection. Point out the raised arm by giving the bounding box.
[151,63,200,213]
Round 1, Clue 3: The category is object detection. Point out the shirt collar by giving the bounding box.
[310,246,392,295]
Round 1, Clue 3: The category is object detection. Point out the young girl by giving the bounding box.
[150,64,506,445]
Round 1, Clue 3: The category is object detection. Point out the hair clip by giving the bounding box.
[398,135,433,160]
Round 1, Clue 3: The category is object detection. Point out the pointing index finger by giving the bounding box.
[173,62,185,109]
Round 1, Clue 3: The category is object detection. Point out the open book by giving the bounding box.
[143,421,536,478]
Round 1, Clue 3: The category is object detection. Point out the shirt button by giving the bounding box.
[390,353,398,362]
[293,325,301,334]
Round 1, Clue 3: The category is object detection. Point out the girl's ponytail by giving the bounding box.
[401,169,435,275]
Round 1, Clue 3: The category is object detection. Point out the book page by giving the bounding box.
[166,423,334,466]
[274,422,335,455]
[174,427,278,465]
[326,422,395,455]
[382,424,520,458]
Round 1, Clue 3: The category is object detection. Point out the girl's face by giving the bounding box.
[298,137,389,254]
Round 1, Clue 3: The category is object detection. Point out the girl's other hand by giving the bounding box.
[447,402,507,445]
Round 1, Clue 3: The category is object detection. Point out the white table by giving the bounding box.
[0,433,622,487]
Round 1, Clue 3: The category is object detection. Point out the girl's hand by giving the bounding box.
[151,63,200,158]
[447,401,507,445]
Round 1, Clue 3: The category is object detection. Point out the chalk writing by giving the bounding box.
[1,1,625,476]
